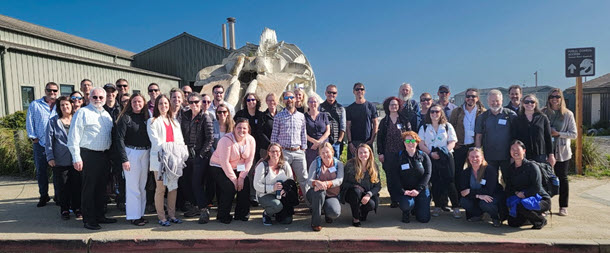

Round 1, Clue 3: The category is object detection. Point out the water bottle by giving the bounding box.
[276,180,283,199]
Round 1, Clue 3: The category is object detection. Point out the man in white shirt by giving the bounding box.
[207,85,234,120]
[68,87,115,230]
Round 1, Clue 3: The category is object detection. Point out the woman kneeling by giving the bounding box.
[341,144,381,227]
[306,142,344,231]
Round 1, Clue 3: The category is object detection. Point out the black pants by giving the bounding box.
[381,152,400,203]
[177,158,196,209]
[554,160,570,208]
[52,166,81,212]
[192,156,211,208]
[145,171,156,209]
[452,144,474,190]
[488,160,511,185]
[212,166,250,223]
[344,187,375,220]
[81,149,110,224]
[430,157,459,209]
[112,164,125,207]
[508,198,551,227]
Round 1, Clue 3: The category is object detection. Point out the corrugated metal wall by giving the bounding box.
[1,50,179,116]
[0,29,132,66]
[132,34,229,87]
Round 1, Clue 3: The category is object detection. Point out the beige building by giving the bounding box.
[0,14,181,116]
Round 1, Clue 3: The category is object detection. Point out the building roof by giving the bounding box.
[565,73,610,91]
[134,32,229,57]
[0,14,135,59]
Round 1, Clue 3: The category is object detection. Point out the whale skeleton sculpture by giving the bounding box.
[195,28,320,110]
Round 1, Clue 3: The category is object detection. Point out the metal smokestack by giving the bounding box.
[222,23,227,49]
[227,17,236,50]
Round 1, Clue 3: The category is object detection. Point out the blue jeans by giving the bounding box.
[33,143,51,197]
[460,196,500,220]
[332,142,343,159]
[399,188,431,223]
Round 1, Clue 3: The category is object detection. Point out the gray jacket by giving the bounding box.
[547,110,577,162]
[158,141,189,191]
[45,115,72,167]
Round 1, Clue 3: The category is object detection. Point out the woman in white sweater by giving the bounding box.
[253,143,298,226]
[147,94,185,226]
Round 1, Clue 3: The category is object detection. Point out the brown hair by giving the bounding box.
[424,104,448,125]
[466,147,488,183]
[543,88,568,115]
[352,144,379,184]
[216,103,234,133]
[264,142,286,170]
[152,94,175,125]
[383,96,403,115]
[518,94,542,115]
[118,93,150,122]
[242,92,261,111]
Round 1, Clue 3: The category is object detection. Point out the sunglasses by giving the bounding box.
[246,98,257,102]
[216,110,229,114]
[439,91,449,94]
[430,110,441,114]
[523,100,536,105]
[214,91,224,95]
[354,88,365,91]
[71,96,83,100]
[466,95,478,98]
[188,100,200,104]
[404,139,417,144]
[92,96,104,100]
[46,89,58,93]
[202,100,211,104]
[326,91,337,95]
[148,89,159,92]
[117,85,128,88]
[549,95,561,99]
[420,98,432,102]
[283,96,295,100]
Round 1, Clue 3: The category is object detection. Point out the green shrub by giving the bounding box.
[0,111,27,129]
[570,135,609,176]
[0,129,35,177]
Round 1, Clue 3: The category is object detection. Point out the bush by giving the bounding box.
[570,135,609,176]
[0,110,27,129]
[0,129,34,176]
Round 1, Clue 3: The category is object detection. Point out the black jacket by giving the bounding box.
[377,115,410,155]
[505,159,550,199]
[458,165,503,200]
[181,110,214,159]
[512,112,553,158]
[234,109,263,144]
[340,159,382,212]
[114,112,151,163]
[393,150,431,193]
[258,109,275,151]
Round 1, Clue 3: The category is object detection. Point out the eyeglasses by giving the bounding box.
[92,96,104,100]
[214,91,224,95]
[117,85,128,88]
[523,100,536,105]
[283,96,295,100]
[188,100,200,104]
[354,88,365,92]
[202,100,211,104]
[46,89,58,93]
[308,100,317,104]
[466,95,478,98]
[148,89,159,93]
[389,103,399,107]
[420,98,432,102]
[246,98,257,102]
[326,91,337,95]
[216,110,229,115]
[404,139,417,144]
[71,96,83,100]
[549,95,561,99]
[439,91,449,94]
[430,110,441,114]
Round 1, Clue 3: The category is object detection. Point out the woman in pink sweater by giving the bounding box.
[209,118,256,224]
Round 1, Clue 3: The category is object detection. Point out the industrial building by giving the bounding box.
[0,14,229,116]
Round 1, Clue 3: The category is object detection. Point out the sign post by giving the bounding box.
[565,47,595,175]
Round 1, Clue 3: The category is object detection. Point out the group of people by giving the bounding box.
[25,78,576,231]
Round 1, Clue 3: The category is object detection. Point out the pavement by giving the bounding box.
[1,176,610,252]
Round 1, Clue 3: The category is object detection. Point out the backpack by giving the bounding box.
[530,160,560,197]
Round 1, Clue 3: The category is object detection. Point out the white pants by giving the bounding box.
[124,147,150,220]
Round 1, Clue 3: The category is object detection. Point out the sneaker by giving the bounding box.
[431,207,442,217]
[74,209,83,219]
[198,208,210,224]
[61,211,70,220]
[184,206,201,217]
[452,208,462,219]
[262,212,272,226]
[492,219,501,227]
[558,207,568,216]
[37,195,50,207]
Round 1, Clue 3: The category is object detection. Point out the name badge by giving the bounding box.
[236,164,246,172]
[480,179,487,185]
[328,166,337,173]
[401,163,410,170]
[466,130,475,137]
[498,119,507,125]
[396,123,403,130]
[255,119,258,124]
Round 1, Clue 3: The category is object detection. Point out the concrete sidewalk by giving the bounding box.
[0,176,609,252]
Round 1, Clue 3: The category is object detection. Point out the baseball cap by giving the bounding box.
[438,85,450,92]
[103,83,117,91]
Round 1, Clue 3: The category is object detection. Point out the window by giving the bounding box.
[21,86,35,111]
[60,84,74,96]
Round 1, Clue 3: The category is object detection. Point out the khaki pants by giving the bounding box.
[153,171,177,221]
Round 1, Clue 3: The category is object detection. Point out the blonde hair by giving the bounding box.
[543,88,568,115]
[353,144,379,184]
[519,93,542,115]
[465,147,488,183]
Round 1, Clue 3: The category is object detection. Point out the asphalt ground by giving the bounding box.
[0,176,609,252]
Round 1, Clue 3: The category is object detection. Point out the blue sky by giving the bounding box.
[2,0,609,103]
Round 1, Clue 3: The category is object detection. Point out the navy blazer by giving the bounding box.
[45,115,72,166]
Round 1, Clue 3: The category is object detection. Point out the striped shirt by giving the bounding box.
[25,97,57,147]
[271,108,307,150]
[67,104,113,163]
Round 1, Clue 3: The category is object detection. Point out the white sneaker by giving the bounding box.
[452,208,462,219]
[558,207,568,216]
[432,207,442,217]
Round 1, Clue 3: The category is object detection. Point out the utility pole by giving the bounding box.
[534,71,538,87]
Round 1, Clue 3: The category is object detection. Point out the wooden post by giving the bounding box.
[575,77,583,175]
